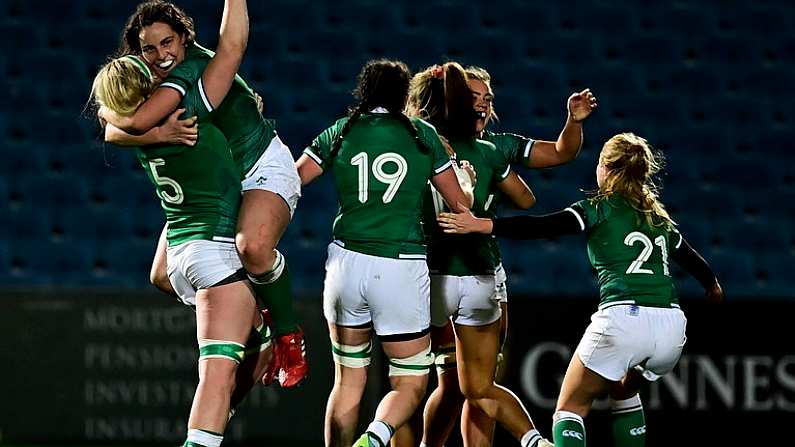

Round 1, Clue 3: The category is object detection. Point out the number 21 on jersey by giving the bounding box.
[624,231,670,276]
[350,152,407,204]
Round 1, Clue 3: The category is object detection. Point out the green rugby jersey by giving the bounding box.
[426,137,511,276]
[304,111,453,259]
[161,43,276,175]
[137,73,240,246]
[570,195,682,309]
[482,130,535,167]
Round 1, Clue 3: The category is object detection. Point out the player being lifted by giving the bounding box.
[296,59,472,447]
[100,0,307,388]
[92,1,277,446]
[439,132,724,447]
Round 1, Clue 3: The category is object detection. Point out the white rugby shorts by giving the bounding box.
[323,242,430,336]
[241,135,302,216]
[576,304,687,381]
[430,274,501,327]
[167,239,243,307]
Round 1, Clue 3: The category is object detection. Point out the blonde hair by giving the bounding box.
[464,65,498,123]
[595,132,673,227]
[407,62,473,138]
[91,56,156,116]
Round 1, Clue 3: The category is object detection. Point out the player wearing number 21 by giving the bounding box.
[438,132,724,447]
[295,59,472,447]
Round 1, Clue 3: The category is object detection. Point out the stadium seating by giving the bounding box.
[2,0,791,299]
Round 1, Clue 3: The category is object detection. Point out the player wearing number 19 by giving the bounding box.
[439,132,724,447]
[296,59,471,447]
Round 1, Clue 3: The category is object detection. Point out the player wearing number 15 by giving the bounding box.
[439,132,724,447]
[296,59,471,447]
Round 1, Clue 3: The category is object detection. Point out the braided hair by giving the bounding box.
[329,59,428,160]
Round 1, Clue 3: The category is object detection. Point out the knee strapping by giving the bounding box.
[433,346,457,375]
[247,250,285,284]
[331,339,372,368]
[198,339,246,364]
[389,344,433,377]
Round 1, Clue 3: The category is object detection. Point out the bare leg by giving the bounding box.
[149,223,176,297]
[230,308,274,409]
[325,323,371,447]
[555,353,612,417]
[455,320,536,441]
[461,303,507,447]
[236,190,290,274]
[189,281,256,432]
[376,335,431,431]
[421,322,464,447]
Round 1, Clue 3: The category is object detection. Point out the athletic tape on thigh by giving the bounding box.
[198,339,246,364]
[331,339,372,368]
[389,344,433,376]
[433,345,457,374]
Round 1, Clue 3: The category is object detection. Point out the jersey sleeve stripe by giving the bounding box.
[675,232,683,249]
[523,139,536,160]
[565,207,586,231]
[160,82,186,97]
[434,159,453,174]
[500,165,511,179]
[197,78,214,112]
[303,148,324,166]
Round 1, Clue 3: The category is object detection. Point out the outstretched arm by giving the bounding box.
[671,238,724,303]
[525,89,598,168]
[438,207,583,239]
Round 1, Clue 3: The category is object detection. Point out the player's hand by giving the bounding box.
[568,88,598,123]
[705,280,724,304]
[438,209,492,235]
[254,92,264,113]
[160,108,198,146]
[459,160,477,187]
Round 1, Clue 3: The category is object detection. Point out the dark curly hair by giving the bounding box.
[118,0,196,56]
[330,59,427,159]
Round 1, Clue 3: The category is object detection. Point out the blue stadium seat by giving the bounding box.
[13,174,90,210]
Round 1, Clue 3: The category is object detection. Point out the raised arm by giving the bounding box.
[526,89,597,169]
[101,0,248,134]
[200,0,248,108]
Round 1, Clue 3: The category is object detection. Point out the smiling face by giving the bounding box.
[468,78,493,133]
[139,22,186,79]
